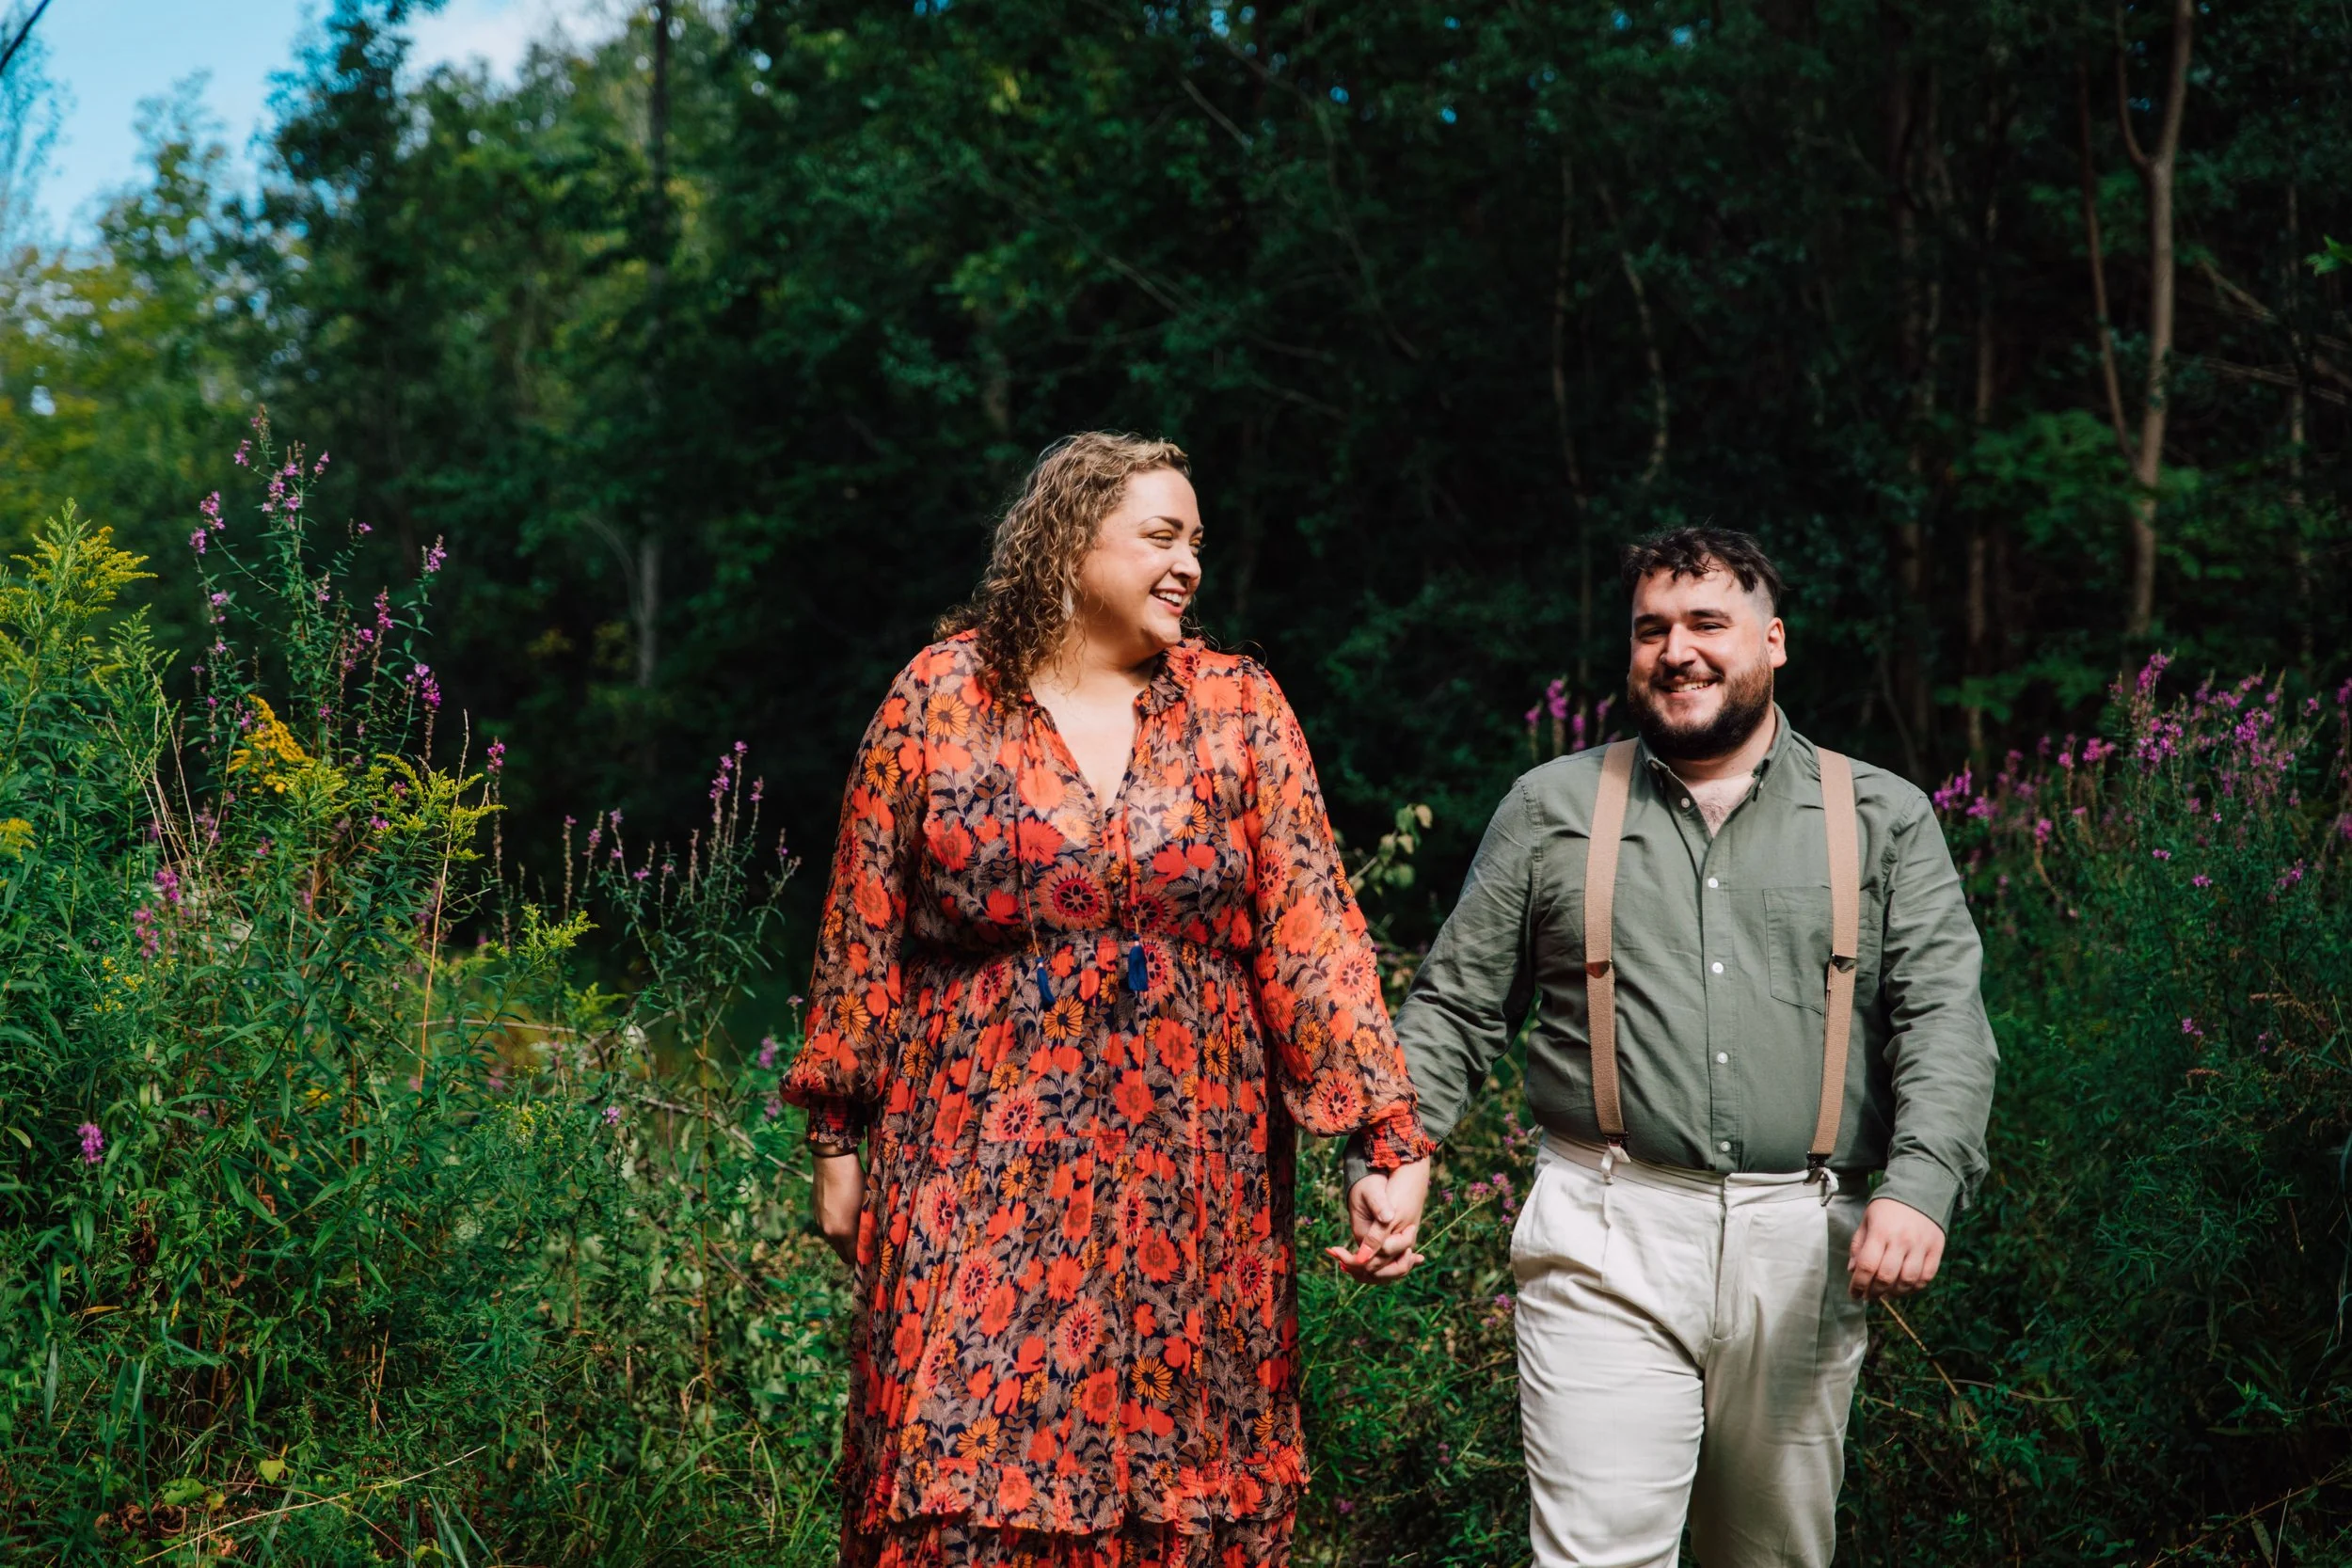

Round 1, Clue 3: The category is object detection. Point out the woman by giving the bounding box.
[783,432,1433,1568]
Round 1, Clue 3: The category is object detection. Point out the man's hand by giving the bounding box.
[814,1151,864,1267]
[1327,1157,1431,1284]
[1848,1196,1944,1300]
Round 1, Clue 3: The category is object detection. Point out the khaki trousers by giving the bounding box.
[1510,1135,1869,1568]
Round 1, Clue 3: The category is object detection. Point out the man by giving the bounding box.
[1344,527,1996,1568]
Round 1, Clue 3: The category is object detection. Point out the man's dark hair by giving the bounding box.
[1620,527,1785,615]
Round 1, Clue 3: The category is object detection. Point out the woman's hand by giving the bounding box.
[1327,1157,1431,1284]
[814,1150,865,1266]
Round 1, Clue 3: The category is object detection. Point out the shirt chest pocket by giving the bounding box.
[1763,886,1833,1015]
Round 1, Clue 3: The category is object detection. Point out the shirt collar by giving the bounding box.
[1633,703,1802,793]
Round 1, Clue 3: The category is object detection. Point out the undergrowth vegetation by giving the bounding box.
[3,428,2350,1564]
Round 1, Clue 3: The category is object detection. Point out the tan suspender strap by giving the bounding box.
[1812,749,1862,1164]
[1582,741,1638,1140]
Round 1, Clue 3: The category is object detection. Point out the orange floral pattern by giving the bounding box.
[784,634,1432,1564]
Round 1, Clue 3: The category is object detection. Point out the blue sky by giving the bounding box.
[27,0,612,241]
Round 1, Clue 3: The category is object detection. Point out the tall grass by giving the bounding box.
[7,422,2350,1564]
[0,421,845,1564]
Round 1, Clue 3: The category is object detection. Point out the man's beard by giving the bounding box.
[1627,658,1776,763]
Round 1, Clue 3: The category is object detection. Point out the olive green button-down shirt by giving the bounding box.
[1391,709,1995,1227]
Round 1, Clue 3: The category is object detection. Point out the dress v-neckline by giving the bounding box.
[1027,694,1147,822]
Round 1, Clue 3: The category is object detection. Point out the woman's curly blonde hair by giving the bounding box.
[938,432,1192,694]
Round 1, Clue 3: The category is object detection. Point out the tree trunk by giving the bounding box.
[1550,150,1594,690]
[1964,74,2010,767]
[636,0,674,696]
[2114,0,2194,638]
[1881,8,1936,779]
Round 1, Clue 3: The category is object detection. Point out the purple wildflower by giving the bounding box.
[486,739,505,775]
[77,1123,103,1164]
[757,1035,779,1069]
[601,1104,622,1127]
[421,536,447,575]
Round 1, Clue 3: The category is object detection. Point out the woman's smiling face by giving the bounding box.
[1073,467,1202,663]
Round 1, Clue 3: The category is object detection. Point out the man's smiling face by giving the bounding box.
[1625,562,1787,763]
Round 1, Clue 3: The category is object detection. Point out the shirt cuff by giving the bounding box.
[1344,1105,1437,1191]
[1360,1103,1438,1170]
[796,1094,865,1148]
[1874,1152,1963,1233]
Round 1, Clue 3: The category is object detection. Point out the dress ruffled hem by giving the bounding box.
[851,1449,1305,1540]
[842,1509,1294,1568]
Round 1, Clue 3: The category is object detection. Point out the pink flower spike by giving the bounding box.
[77,1122,103,1164]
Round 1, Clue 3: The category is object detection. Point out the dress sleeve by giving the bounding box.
[781,658,928,1144]
[1241,665,1437,1171]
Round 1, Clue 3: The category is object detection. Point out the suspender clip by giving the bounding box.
[1584,958,1612,979]
[1806,1153,1837,1206]
[1599,1136,1629,1182]
[1829,953,1857,974]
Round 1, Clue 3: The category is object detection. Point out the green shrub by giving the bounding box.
[0,423,847,1564]
[1842,663,2352,1565]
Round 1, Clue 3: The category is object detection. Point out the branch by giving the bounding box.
[2110,7,2151,177]
[2151,0,2194,166]
[1179,74,1252,151]
[2183,355,2348,408]
[0,0,51,83]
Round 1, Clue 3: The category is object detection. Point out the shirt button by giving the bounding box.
[1707,877,1720,888]
[1716,1052,1729,1064]
[1681,797,1692,808]
[1718,1141,1732,1153]
[1709,960,1724,974]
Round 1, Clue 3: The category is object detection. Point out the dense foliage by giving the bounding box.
[0,433,847,1560]
[4,0,2351,1562]
[0,0,2345,907]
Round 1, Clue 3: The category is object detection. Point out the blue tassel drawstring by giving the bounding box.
[1125,941,1149,995]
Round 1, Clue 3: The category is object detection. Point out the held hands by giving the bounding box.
[1848,1195,1945,1301]
[1327,1156,1432,1284]
[813,1151,864,1267]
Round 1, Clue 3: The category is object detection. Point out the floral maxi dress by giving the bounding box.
[783,635,1434,1568]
